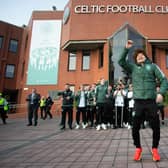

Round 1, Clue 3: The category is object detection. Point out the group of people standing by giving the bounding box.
[2,40,167,162]
[26,88,53,126]
[58,40,168,162]
[59,79,165,131]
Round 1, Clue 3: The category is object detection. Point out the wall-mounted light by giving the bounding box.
[52,6,57,11]
[22,24,27,28]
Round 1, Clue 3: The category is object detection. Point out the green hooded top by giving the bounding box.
[118,48,168,99]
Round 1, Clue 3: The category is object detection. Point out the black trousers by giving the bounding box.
[62,107,73,127]
[104,102,114,125]
[132,99,160,148]
[96,103,105,125]
[40,106,46,118]
[76,107,86,125]
[86,106,91,123]
[128,107,133,125]
[88,105,96,126]
[28,104,39,125]
[44,106,53,119]
[0,108,6,124]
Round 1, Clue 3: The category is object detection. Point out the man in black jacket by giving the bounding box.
[26,88,41,126]
[58,83,74,130]
[44,94,53,119]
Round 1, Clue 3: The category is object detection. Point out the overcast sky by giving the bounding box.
[0,0,69,26]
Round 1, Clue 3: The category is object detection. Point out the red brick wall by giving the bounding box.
[19,0,168,116]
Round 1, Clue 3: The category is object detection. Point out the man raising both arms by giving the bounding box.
[118,40,168,161]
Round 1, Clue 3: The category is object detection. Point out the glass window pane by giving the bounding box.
[68,52,76,70]
[0,36,3,48]
[99,47,104,68]
[109,24,145,83]
[82,51,90,70]
[9,39,18,53]
[166,50,168,68]
[5,65,15,78]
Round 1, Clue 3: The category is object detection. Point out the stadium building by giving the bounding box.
[1,0,168,114]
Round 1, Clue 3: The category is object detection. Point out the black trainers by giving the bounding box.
[60,126,65,130]
[34,123,37,126]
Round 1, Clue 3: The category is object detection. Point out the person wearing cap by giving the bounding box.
[118,40,168,162]
[0,93,7,124]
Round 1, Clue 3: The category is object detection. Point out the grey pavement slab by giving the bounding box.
[0,117,168,168]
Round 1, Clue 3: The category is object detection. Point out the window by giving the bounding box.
[9,39,18,53]
[98,47,104,68]
[109,23,145,83]
[5,64,15,78]
[82,51,90,70]
[68,51,76,71]
[166,50,168,68]
[0,36,3,49]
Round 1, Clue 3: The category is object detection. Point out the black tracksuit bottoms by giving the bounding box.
[132,99,160,148]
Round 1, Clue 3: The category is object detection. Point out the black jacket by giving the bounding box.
[26,93,41,107]
[58,89,74,108]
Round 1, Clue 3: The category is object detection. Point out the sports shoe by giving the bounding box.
[152,148,160,161]
[75,124,80,129]
[123,122,128,128]
[133,148,142,161]
[60,126,65,130]
[161,120,164,125]
[82,123,87,129]
[127,125,132,130]
[96,125,101,131]
[101,123,107,130]
[82,122,88,129]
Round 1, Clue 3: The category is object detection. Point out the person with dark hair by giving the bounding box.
[104,85,114,129]
[113,82,127,128]
[118,40,168,162]
[44,94,53,119]
[26,88,41,126]
[127,84,134,129]
[95,78,108,131]
[58,83,74,130]
[75,84,88,129]
[87,83,97,128]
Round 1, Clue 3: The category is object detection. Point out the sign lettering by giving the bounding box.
[74,5,168,14]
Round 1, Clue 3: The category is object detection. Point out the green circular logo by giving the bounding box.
[63,7,70,25]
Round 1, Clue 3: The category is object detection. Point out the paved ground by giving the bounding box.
[0,115,168,168]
